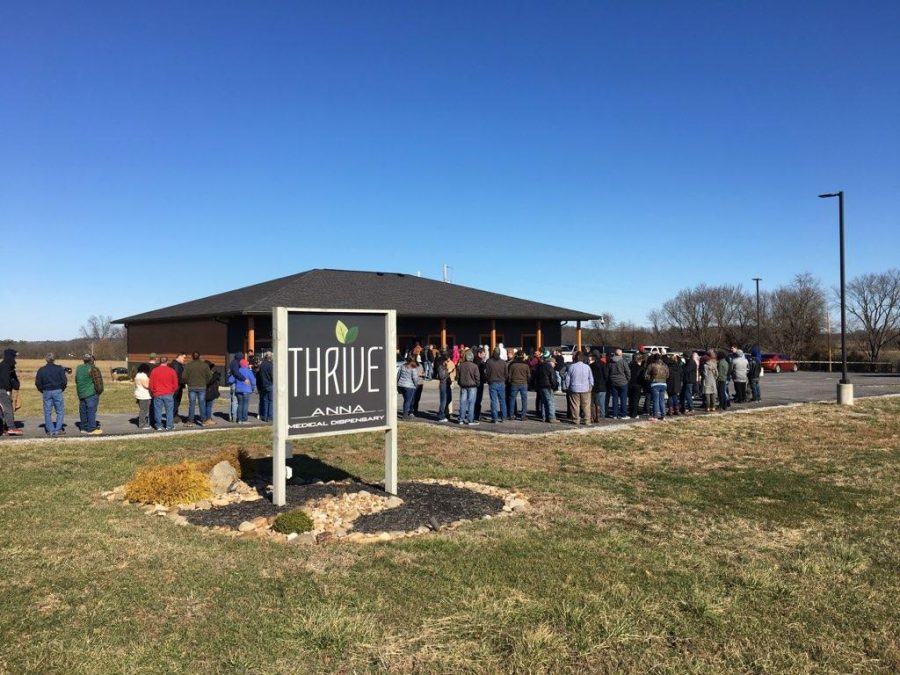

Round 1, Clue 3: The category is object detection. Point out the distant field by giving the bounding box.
[12,359,132,417]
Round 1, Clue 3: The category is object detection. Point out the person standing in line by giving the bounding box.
[149,356,179,431]
[484,348,509,423]
[397,356,421,419]
[716,350,731,410]
[0,348,22,436]
[203,361,221,423]
[534,353,558,423]
[183,351,213,425]
[170,352,187,423]
[627,353,645,418]
[423,344,435,380]
[233,358,256,423]
[607,348,630,420]
[507,351,531,421]
[702,351,719,412]
[681,351,699,415]
[565,352,594,425]
[228,351,246,422]
[730,349,749,403]
[473,348,488,420]
[589,350,609,422]
[747,352,762,402]
[666,354,683,416]
[256,351,274,423]
[456,350,481,425]
[645,354,669,421]
[411,356,426,416]
[434,350,453,422]
[35,353,67,436]
[133,363,152,430]
[75,354,104,435]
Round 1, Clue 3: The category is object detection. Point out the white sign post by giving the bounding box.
[272,307,397,506]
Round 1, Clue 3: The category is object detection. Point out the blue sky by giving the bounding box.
[2,1,898,340]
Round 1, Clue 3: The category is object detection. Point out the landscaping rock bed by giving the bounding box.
[105,476,528,544]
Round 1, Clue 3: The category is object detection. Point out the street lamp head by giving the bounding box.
[818,192,839,198]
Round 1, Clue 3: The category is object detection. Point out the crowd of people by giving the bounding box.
[398,342,765,425]
[135,349,273,431]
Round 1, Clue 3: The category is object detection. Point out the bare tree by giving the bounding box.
[79,315,125,359]
[647,309,665,341]
[659,283,754,348]
[768,273,826,358]
[841,269,900,365]
[79,315,122,341]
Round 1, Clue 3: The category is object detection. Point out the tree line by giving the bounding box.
[568,269,900,366]
[2,315,127,360]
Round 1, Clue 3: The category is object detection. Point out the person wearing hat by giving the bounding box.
[75,354,104,434]
[35,353,68,435]
[0,348,22,435]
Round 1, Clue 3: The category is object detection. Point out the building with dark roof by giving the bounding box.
[116,269,598,367]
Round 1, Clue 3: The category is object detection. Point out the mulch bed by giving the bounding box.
[351,482,504,533]
[181,481,505,532]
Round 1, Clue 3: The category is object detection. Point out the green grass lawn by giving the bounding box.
[1,399,898,673]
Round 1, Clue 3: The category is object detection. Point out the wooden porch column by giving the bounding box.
[576,320,582,351]
[490,319,497,350]
[247,316,256,353]
[536,320,542,350]
[440,318,447,348]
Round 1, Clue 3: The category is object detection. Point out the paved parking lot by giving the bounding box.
[402,371,900,435]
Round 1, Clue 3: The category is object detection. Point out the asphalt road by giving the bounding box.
[2,371,897,440]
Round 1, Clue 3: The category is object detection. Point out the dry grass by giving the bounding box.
[0,398,897,673]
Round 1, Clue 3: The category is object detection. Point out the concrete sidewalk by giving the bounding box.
[2,371,898,441]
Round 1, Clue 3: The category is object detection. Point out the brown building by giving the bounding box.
[116,269,598,369]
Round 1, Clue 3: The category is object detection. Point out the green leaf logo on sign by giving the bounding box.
[335,320,359,345]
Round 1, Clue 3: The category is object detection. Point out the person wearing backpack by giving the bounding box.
[75,354,104,434]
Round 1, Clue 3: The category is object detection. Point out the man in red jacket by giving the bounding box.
[148,356,179,431]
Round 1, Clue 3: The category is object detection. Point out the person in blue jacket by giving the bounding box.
[231,358,256,423]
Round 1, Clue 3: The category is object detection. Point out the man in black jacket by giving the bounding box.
[0,348,22,435]
[171,352,187,422]
[257,352,274,423]
[35,353,68,435]
[534,355,559,423]
[747,354,762,402]
[589,351,609,422]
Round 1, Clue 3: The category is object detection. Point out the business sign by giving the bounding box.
[286,312,391,435]
[272,307,398,504]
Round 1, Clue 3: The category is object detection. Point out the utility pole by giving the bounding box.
[752,278,762,349]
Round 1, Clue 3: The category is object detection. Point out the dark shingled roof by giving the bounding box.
[116,269,598,323]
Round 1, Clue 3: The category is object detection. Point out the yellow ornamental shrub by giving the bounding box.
[124,461,213,506]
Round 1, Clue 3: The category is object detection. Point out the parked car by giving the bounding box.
[638,345,670,355]
[761,353,798,373]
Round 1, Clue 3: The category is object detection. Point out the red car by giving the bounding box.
[761,353,798,373]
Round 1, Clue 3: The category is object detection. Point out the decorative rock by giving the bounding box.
[211,497,229,507]
[335,528,348,538]
[316,532,334,544]
[286,532,298,541]
[377,532,391,541]
[208,461,238,495]
[296,532,317,545]
[238,520,255,532]
[507,498,528,511]
[196,500,212,510]
[251,516,268,529]
[385,496,403,509]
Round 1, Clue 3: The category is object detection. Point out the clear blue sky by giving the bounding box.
[3,1,898,340]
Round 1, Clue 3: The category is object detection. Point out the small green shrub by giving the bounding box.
[272,509,314,534]
[124,461,213,506]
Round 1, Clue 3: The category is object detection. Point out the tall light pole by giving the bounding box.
[752,277,762,349]
[818,191,853,405]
